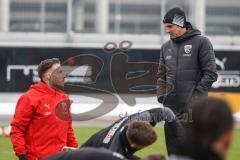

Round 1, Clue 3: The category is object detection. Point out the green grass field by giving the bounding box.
[0,127,239,160]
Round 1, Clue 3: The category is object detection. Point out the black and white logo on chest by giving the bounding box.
[183,44,192,56]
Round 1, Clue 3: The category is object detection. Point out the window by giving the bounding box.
[10,0,67,32]
[206,0,240,35]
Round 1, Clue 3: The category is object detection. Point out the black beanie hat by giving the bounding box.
[163,7,186,28]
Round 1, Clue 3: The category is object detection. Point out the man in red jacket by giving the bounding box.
[10,58,78,160]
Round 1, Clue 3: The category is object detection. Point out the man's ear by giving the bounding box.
[129,142,135,148]
[42,72,51,83]
[222,130,233,152]
[129,142,139,149]
[46,73,51,80]
[213,130,233,157]
[129,143,145,150]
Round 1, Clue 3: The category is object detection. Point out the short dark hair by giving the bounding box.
[126,121,157,146]
[38,58,60,81]
[183,97,234,146]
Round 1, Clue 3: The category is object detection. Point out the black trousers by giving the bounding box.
[163,106,186,155]
[164,120,183,155]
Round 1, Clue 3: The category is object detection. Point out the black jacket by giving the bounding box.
[43,147,128,160]
[169,142,222,160]
[81,107,181,159]
[157,22,218,113]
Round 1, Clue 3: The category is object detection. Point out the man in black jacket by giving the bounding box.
[81,107,181,160]
[157,7,218,154]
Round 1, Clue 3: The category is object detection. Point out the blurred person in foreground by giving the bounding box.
[169,97,234,160]
[10,58,78,160]
[81,107,182,160]
[157,7,218,154]
[43,147,166,160]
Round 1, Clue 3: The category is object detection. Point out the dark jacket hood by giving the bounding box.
[172,22,201,43]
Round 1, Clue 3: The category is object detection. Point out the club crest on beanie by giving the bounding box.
[163,7,186,27]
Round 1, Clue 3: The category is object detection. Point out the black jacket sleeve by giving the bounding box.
[157,47,167,103]
[157,46,175,103]
[125,107,177,124]
[194,37,218,96]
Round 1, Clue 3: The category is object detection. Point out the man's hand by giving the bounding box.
[149,107,176,124]
[61,146,77,152]
[161,107,176,122]
[18,155,27,160]
[158,96,164,103]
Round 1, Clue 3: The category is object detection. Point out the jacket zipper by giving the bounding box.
[175,43,180,94]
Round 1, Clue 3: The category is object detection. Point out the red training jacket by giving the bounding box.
[10,82,78,160]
